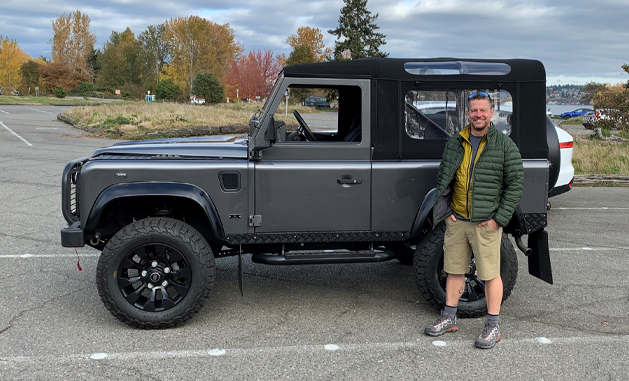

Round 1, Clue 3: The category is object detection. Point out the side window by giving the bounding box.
[272,85,362,143]
[405,89,513,139]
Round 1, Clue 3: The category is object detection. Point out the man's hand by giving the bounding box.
[450,214,457,222]
[479,218,499,230]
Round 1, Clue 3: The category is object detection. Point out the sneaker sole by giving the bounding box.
[475,334,501,349]
[424,326,458,337]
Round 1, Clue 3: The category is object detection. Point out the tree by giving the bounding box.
[38,62,88,92]
[286,27,331,62]
[164,16,242,94]
[225,49,283,100]
[98,28,141,88]
[192,72,224,103]
[286,45,317,66]
[0,36,31,89]
[20,60,41,92]
[51,11,96,76]
[138,24,170,90]
[85,49,102,82]
[328,0,388,60]
[155,78,184,102]
[581,82,607,103]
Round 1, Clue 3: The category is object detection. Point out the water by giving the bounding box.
[546,104,593,116]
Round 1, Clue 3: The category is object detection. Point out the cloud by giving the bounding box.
[1,0,628,84]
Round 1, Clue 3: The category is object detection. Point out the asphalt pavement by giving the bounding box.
[0,104,628,380]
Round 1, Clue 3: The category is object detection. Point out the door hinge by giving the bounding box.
[249,215,262,227]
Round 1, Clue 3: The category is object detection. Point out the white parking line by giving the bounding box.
[0,253,99,258]
[555,207,629,210]
[1,245,628,260]
[0,109,9,114]
[0,121,33,147]
[550,246,629,251]
[1,335,627,363]
[28,108,54,115]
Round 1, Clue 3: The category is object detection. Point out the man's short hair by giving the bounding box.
[468,91,494,109]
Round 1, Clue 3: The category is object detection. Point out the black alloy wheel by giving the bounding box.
[117,242,192,312]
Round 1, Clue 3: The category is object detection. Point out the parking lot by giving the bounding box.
[1,105,628,380]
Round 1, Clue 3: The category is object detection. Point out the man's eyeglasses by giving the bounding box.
[468,91,491,99]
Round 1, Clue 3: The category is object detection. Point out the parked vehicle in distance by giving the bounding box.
[582,109,620,129]
[190,97,206,105]
[304,96,330,109]
[549,119,574,197]
[560,108,593,119]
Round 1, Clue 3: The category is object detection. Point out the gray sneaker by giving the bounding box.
[475,324,501,349]
[424,311,458,337]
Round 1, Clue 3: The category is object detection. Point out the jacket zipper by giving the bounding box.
[468,135,489,220]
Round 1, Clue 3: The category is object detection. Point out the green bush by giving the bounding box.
[155,79,184,102]
[78,82,95,94]
[53,86,67,98]
[192,72,224,104]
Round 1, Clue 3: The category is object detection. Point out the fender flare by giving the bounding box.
[409,188,438,239]
[84,182,225,242]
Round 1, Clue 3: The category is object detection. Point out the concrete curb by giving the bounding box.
[573,175,629,186]
[56,113,249,138]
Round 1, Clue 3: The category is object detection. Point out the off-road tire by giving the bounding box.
[414,222,518,318]
[96,217,215,328]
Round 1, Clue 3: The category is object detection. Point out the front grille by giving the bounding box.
[219,172,241,192]
[69,172,78,218]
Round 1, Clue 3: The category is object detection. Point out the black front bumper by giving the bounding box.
[61,221,85,247]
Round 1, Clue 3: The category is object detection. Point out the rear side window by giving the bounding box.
[405,89,513,139]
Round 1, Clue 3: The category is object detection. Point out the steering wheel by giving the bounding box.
[293,110,316,141]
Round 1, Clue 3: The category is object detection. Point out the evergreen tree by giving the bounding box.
[192,72,224,103]
[328,0,387,60]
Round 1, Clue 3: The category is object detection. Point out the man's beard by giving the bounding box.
[471,120,490,131]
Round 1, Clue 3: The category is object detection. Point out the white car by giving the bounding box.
[549,118,574,197]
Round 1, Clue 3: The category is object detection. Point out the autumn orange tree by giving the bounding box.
[39,62,89,92]
[0,36,31,90]
[163,16,242,95]
[51,11,97,79]
[225,49,283,101]
[286,27,331,62]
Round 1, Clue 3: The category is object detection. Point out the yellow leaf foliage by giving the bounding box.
[286,27,332,62]
[0,36,32,88]
[163,16,242,94]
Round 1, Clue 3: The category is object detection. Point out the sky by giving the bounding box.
[1,0,628,86]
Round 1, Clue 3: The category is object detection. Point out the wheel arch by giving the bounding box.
[84,182,225,246]
[409,188,437,240]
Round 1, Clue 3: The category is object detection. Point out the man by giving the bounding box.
[424,91,524,349]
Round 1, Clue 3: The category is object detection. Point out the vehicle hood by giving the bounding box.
[91,135,249,159]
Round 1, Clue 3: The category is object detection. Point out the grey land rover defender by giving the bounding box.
[61,58,558,328]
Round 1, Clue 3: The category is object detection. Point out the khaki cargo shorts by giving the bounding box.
[443,217,502,281]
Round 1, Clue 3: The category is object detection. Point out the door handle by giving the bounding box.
[337,178,362,185]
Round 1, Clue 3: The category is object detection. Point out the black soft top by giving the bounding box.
[283,58,545,83]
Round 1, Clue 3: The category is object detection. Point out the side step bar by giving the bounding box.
[252,250,396,265]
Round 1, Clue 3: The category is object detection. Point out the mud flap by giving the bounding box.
[527,229,553,284]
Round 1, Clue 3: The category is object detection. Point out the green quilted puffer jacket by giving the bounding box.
[433,124,524,227]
